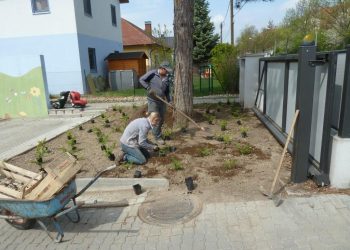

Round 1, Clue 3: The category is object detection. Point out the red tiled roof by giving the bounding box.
[121,18,157,46]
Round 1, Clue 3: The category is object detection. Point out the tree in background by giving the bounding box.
[236,0,350,54]
[152,24,174,67]
[174,0,194,127]
[211,44,239,94]
[193,0,219,65]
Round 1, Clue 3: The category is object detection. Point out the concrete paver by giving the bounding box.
[1,194,350,249]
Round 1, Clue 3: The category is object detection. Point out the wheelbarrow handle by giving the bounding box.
[73,164,117,199]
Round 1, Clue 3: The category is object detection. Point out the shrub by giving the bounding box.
[220,120,227,131]
[34,139,49,170]
[236,144,253,155]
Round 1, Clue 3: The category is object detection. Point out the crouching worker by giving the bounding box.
[118,112,160,165]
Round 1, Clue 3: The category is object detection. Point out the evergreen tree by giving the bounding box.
[193,0,219,65]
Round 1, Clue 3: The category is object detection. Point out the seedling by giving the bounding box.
[91,119,95,124]
[66,131,73,140]
[104,143,116,161]
[240,126,248,138]
[132,103,137,109]
[236,144,253,155]
[223,134,232,145]
[101,113,105,119]
[158,146,176,156]
[93,127,102,137]
[34,139,49,170]
[199,147,212,157]
[98,134,109,144]
[79,125,83,130]
[104,117,110,127]
[224,159,237,170]
[67,139,77,151]
[87,128,93,133]
[205,114,215,125]
[112,105,118,111]
[162,128,173,140]
[220,120,227,131]
[170,158,183,171]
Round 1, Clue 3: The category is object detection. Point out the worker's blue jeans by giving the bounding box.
[147,99,166,139]
[121,143,150,165]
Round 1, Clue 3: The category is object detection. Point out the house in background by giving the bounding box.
[121,18,173,70]
[0,0,128,94]
[105,51,148,78]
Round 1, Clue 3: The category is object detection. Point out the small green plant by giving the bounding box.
[66,131,73,140]
[79,125,83,130]
[224,159,237,170]
[87,128,93,133]
[93,127,102,137]
[67,139,77,151]
[104,117,110,127]
[220,120,227,131]
[236,144,253,155]
[199,147,212,157]
[104,143,116,161]
[34,139,49,170]
[162,128,173,140]
[101,113,105,119]
[205,114,215,125]
[132,103,137,109]
[240,126,248,138]
[170,158,183,171]
[112,105,118,111]
[120,113,129,125]
[98,134,109,144]
[223,134,232,144]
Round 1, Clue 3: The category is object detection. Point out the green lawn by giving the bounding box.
[89,75,225,98]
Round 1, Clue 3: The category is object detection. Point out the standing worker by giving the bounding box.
[118,112,160,165]
[139,62,172,145]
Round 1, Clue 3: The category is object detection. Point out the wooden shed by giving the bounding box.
[105,51,148,78]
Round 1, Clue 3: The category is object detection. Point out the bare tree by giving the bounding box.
[173,0,194,128]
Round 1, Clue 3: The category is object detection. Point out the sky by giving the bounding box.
[121,0,300,43]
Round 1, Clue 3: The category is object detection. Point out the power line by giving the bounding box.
[222,0,231,26]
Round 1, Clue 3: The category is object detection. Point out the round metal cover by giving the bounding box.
[138,194,202,225]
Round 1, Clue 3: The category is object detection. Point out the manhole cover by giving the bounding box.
[138,194,202,225]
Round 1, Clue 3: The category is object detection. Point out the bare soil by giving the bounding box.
[8,103,348,203]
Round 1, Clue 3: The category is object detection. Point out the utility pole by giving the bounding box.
[220,22,223,43]
[230,0,234,45]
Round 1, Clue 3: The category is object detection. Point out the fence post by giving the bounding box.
[291,45,316,183]
[339,45,350,138]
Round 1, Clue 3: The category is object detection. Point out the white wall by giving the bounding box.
[329,136,350,188]
[0,0,77,38]
[74,0,123,44]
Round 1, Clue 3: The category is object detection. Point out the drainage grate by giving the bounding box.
[138,195,202,225]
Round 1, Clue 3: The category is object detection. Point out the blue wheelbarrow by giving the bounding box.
[0,164,117,243]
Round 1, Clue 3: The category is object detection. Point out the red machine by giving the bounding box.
[69,91,87,108]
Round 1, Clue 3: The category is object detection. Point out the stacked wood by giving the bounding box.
[0,153,81,201]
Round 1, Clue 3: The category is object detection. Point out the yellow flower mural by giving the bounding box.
[30,87,41,97]
[19,111,27,117]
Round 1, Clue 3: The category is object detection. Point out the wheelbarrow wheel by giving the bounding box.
[1,209,36,230]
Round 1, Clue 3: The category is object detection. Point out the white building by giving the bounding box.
[0,0,128,94]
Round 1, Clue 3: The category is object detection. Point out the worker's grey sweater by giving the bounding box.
[120,118,154,150]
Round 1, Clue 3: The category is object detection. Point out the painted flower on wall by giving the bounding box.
[18,112,27,117]
[30,87,41,97]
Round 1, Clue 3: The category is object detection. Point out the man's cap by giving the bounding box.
[159,61,172,73]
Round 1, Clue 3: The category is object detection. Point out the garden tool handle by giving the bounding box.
[269,110,300,195]
[152,93,205,131]
[74,164,117,198]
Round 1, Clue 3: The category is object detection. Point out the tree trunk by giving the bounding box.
[174,0,194,128]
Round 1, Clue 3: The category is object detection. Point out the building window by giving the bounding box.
[83,0,92,17]
[31,0,50,14]
[88,48,97,72]
[111,5,117,27]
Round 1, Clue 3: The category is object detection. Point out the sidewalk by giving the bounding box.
[1,194,349,249]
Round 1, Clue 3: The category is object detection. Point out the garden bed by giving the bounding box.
[8,103,294,202]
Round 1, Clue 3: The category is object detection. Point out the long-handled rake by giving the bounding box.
[260,109,300,207]
[149,91,206,131]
